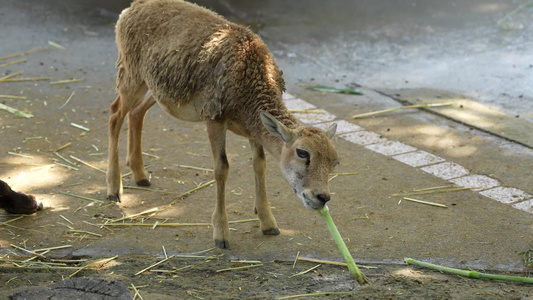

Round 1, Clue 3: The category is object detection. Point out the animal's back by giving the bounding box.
[117,0,225,59]
[116,0,287,125]
[116,0,224,99]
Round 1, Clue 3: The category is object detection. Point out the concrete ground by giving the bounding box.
[1,0,532,298]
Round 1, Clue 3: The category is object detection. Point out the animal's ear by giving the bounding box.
[260,112,293,143]
[325,123,337,139]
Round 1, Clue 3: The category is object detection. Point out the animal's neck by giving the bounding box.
[229,90,299,161]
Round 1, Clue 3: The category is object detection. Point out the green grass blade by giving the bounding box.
[318,205,370,285]
[307,85,363,95]
[405,258,533,283]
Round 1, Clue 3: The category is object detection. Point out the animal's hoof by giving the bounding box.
[262,228,280,235]
[215,239,229,249]
[107,195,121,202]
[36,200,43,211]
[136,179,151,187]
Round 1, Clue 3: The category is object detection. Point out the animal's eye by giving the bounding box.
[296,148,310,159]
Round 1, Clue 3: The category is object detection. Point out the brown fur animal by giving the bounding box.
[108,0,339,248]
[0,180,43,214]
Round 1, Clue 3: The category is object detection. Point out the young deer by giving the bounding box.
[107,0,339,248]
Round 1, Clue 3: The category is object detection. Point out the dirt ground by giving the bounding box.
[1,52,532,299]
[2,253,533,300]
[1,0,533,299]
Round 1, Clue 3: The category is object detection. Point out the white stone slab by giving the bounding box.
[295,111,338,124]
[420,162,470,180]
[449,175,500,191]
[512,199,533,214]
[282,92,296,100]
[284,98,316,110]
[340,131,387,145]
[366,141,417,156]
[313,120,363,134]
[479,187,532,204]
[392,150,446,167]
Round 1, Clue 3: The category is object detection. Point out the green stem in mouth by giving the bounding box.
[318,205,370,285]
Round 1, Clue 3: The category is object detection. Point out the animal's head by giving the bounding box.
[260,112,339,210]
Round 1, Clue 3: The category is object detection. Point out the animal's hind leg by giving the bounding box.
[249,139,279,235]
[127,90,156,187]
[107,94,127,201]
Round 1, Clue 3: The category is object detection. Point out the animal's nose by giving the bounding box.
[316,193,331,204]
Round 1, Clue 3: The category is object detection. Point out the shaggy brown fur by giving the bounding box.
[116,0,296,135]
[107,0,339,249]
[0,180,43,214]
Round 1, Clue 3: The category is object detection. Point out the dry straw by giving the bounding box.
[402,197,448,208]
[135,255,175,275]
[352,102,453,119]
[67,256,118,278]
[0,47,48,62]
[216,263,264,273]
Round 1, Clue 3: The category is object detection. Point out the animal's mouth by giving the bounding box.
[300,193,325,210]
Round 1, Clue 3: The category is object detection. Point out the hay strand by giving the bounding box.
[7,152,34,159]
[297,257,376,269]
[70,122,90,131]
[108,207,159,223]
[59,191,104,204]
[278,291,355,299]
[54,142,72,152]
[60,91,75,109]
[68,229,103,237]
[306,85,363,95]
[59,214,74,225]
[0,103,33,118]
[69,155,105,173]
[292,251,300,270]
[177,165,213,172]
[352,102,453,119]
[0,47,48,61]
[402,197,448,208]
[135,255,175,275]
[101,218,258,227]
[131,283,144,300]
[170,179,215,203]
[0,59,27,67]
[33,244,72,252]
[48,41,66,50]
[0,71,23,81]
[67,255,118,278]
[289,264,321,278]
[2,77,51,82]
[216,263,263,273]
[0,94,27,99]
[50,78,85,85]
[392,186,483,197]
[54,152,75,165]
[10,244,46,259]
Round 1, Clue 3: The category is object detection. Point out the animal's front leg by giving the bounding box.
[249,139,279,235]
[206,119,230,248]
